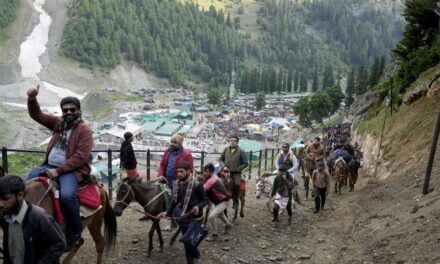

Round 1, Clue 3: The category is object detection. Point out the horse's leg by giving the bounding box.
[62,237,85,264]
[239,191,245,218]
[169,226,181,246]
[88,213,105,264]
[155,220,164,253]
[147,222,156,257]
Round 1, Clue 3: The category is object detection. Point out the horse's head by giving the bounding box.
[255,178,266,199]
[113,178,136,216]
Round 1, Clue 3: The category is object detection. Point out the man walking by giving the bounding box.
[120,132,138,179]
[219,134,248,222]
[157,133,193,226]
[312,160,330,213]
[158,162,209,264]
[0,175,66,263]
[25,85,93,251]
[201,163,233,242]
[270,166,294,225]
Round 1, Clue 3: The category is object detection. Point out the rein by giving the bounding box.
[36,187,51,206]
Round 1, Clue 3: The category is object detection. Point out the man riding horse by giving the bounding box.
[25,85,93,252]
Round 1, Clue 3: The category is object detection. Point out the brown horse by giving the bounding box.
[113,178,167,257]
[24,180,117,264]
[333,158,347,194]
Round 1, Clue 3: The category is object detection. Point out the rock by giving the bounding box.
[222,247,231,251]
[267,255,277,261]
[300,255,312,259]
[260,245,267,249]
[318,238,325,243]
[131,239,141,244]
[236,257,250,264]
[403,69,440,105]
[275,256,283,261]
[410,205,419,214]
[341,245,347,250]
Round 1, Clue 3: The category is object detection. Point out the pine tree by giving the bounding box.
[312,68,319,92]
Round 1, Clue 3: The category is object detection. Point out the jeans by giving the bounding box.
[207,201,231,235]
[180,220,201,264]
[314,186,327,211]
[26,164,83,234]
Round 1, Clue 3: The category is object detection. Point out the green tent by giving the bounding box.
[239,140,262,161]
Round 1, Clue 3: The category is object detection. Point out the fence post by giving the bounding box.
[248,151,253,179]
[147,149,151,181]
[264,149,268,172]
[107,149,113,200]
[423,108,440,194]
[200,151,205,171]
[258,150,262,177]
[271,149,275,171]
[2,147,8,174]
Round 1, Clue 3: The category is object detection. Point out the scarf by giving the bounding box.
[55,115,83,150]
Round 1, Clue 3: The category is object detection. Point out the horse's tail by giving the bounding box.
[102,189,117,250]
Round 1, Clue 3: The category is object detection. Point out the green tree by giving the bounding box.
[207,88,223,105]
[293,97,312,127]
[255,92,266,110]
[345,67,356,107]
[308,91,333,124]
[325,85,345,112]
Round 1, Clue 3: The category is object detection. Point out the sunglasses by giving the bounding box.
[223,170,229,173]
[62,107,78,113]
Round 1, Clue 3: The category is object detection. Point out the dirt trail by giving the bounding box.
[62,175,369,264]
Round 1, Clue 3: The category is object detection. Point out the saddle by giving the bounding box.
[33,177,101,225]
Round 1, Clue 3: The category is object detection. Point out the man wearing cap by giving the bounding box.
[157,133,194,226]
[120,132,138,179]
[25,86,93,252]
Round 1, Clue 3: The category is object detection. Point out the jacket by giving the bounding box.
[271,173,294,197]
[28,99,93,182]
[120,141,137,170]
[219,147,248,174]
[203,174,230,205]
[158,147,193,180]
[0,204,66,264]
[167,180,209,219]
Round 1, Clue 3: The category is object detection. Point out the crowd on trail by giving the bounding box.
[0,87,362,264]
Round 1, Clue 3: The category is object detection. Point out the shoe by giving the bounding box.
[224,224,233,234]
[206,234,218,242]
[194,257,202,264]
[288,216,292,223]
[314,209,319,214]
[138,215,147,221]
[64,233,82,252]
[271,218,278,222]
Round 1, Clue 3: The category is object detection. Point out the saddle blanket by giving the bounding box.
[35,177,101,224]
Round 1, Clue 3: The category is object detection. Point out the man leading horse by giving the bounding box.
[25,85,93,252]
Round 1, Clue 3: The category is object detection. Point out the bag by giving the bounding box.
[239,180,246,192]
[180,221,209,248]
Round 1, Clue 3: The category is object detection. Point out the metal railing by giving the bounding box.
[1,147,280,199]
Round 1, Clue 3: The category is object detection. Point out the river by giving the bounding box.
[17,0,84,103]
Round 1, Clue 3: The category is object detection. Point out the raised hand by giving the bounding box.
[27,84,40,100]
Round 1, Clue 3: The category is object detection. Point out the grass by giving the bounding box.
[0,31,9,45]
[4,151,46,177]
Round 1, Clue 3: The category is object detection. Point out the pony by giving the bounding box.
[333,158,347,194]
[24,180,117,264]
[347,158,361,192]
[113,178,167,257]
[255,171,276,199]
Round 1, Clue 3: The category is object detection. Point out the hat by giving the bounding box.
[60,96,81,109]
[171,133,184,144]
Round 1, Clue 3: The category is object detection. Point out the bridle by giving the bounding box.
[114,181,167,210]
[114,181,135,207]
